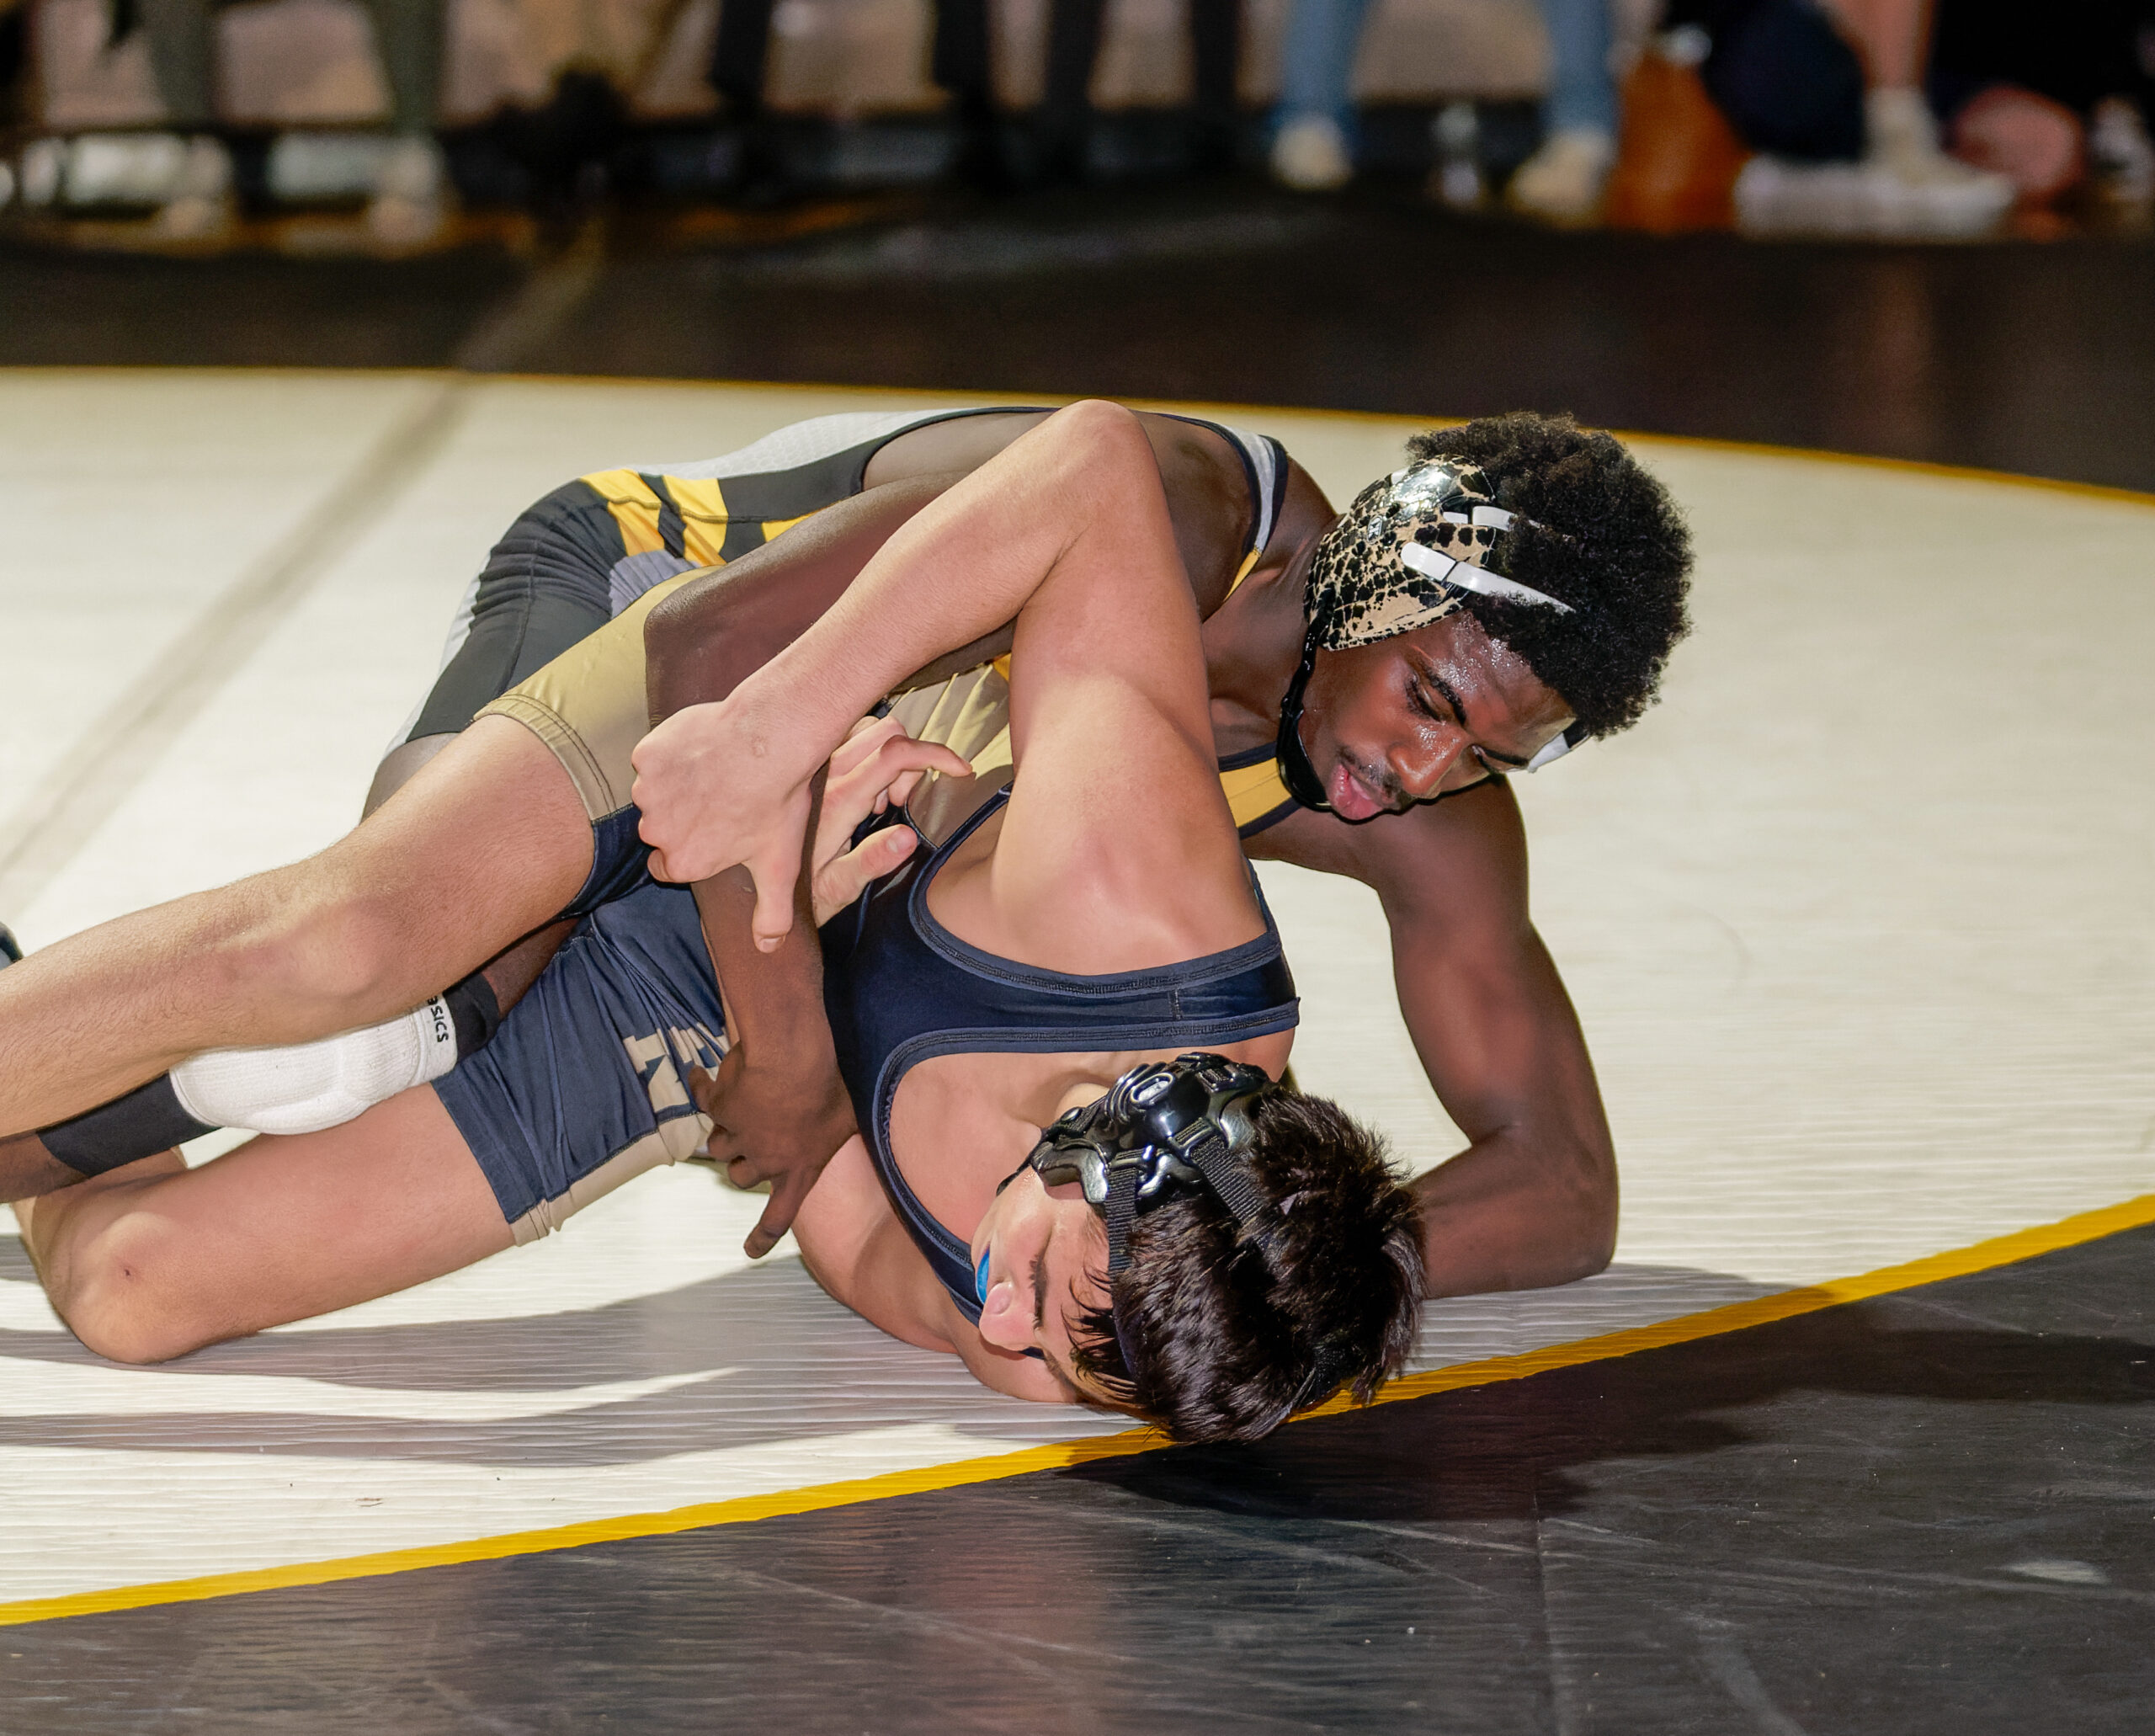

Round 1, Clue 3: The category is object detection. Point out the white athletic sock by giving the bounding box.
[171,998,460,1137]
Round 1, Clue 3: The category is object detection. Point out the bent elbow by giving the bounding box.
[1556,1152,1618,1282]
[645,578,764,716]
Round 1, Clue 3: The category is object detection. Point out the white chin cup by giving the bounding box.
[172,998,460,1136]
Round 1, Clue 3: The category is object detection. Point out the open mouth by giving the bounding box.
[1327,758,1392,821]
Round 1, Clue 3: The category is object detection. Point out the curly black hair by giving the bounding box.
[1069,1091,1423,1445]
[1408,413,1693,738]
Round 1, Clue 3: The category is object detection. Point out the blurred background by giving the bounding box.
[2,0,2151,486]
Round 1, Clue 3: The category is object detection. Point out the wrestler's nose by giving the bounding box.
[1390,732,1466,802]
[976,1276,1029,1350]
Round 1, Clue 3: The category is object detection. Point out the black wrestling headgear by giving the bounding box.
[1019,1052,1359,1411]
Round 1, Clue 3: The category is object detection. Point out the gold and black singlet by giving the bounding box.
[444,407,1301,915]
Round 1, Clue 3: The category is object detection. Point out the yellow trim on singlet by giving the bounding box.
[662,476,732,566]
[981,548,1278,827]
[580,472,817,569]
[1219,755,1294,830]
[581,469,668,556]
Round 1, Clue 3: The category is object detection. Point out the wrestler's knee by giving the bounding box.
[48,1211,215,1364]
[1051,398,1152,480]
[216,865,414,1029]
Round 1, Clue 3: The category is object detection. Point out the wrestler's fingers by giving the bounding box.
[748,868,797,951]
[743,1166,817,1259]
[867,736,973,787]
[827,715,905,785]
[812,824,918,924]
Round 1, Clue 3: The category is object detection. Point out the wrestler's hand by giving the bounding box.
[808,716,972,924]
[633,700,815,946]
[694,1047,856,1259]
[633,703,968,951]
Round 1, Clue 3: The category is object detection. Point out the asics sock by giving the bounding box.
[173,997,463,1137]
[24,966,498,1171]
[40,1078,216,1177]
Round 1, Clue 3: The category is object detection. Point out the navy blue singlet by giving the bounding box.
[821,785,1300,1323]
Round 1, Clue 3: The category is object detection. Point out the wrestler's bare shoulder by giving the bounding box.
[1245,775,1530,911]
[864,406,1257,606]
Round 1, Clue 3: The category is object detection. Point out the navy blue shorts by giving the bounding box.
[434,878,726,1239]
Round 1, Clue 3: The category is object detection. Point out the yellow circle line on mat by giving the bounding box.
[3,1190,2150,1632]
[13,368,2151,508]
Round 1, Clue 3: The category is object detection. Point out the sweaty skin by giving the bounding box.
[0,402,1615,1302]
[12,433,1290,1426]
[637,402,1614,1298]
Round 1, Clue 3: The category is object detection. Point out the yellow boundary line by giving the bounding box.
[4,1190,2150,1631]
[0,371,2145,1624]
[11,367,2153,509]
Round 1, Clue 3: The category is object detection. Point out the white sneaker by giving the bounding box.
[2088,96,2155,207]
[1857,87,2014,234]
[364,135,451,247]
[1270,115,1352,192]
[149,136,237,239]
[1507,126,1615,222]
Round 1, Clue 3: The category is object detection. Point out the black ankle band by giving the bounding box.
[443,972,502,1059]
[40,1076,216,1177]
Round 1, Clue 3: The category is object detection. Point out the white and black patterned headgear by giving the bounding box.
[1276,461,1583,808]
[1306,461,1575,650]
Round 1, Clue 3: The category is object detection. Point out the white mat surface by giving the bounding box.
[2,372,2149,1606]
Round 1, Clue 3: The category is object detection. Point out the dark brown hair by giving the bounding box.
[1071,1091,1423,1444]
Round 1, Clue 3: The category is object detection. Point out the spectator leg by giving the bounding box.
[1188,0,1242,167]
[138,0,237,234]
[1267,0,1371,189]
[1541,0,1615,136]
[1037,0,1105,176]
[359,0,452,241]
[710,0,789,197]
[932,0,1006,185]
[712,0,776,119]
[139,0,219,127]
[363,0,446,133]
[1503,0,1617,217]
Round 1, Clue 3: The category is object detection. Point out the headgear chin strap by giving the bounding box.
[1273,609,1583,816]
[1018,1053,1355,1413]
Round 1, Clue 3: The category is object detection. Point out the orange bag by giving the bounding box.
[1604,40,1753,232]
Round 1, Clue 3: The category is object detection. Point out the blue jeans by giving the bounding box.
[1543,0,1616,135]
[1270,0,1616,140]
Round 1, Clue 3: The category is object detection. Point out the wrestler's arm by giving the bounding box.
[633,401,1218,930]
[1270,778,1618,1294]
[790,1135,1072,1403]
[645,404,1248,1254]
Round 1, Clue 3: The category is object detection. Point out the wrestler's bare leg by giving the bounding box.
[0,1132,79,1200]
[365,732,577,1016]
[13,1085,511,1363]
[0,714,590,1137]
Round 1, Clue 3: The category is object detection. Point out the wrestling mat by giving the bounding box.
[1,372,2149,1728]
